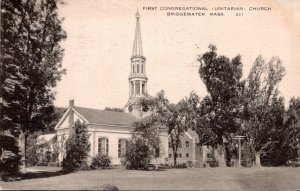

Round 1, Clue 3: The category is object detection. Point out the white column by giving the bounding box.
[145,82,148,94]
[129,82,131,97]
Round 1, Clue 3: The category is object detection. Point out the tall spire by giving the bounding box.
[132,10,143,57]
[124,11,148,118]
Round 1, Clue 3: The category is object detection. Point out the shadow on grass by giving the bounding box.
[22,170,65,180]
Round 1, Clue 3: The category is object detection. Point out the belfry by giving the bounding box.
[124,11,148,117]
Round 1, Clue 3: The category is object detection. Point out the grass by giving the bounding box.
[1,166,300,190]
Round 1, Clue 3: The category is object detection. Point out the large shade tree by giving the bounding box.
[197,45,245,166]
[0,0,66,171]
[243,55,286,166]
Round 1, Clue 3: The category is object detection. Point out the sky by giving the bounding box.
[54,0,300,109]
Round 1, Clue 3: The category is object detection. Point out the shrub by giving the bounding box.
[102,184,119,191]
[175,163,187,168]
[206,158,219,167]
[187,160,193,168]
[91,154,111,169]
[62,121,91,172]
[123,138,152,170]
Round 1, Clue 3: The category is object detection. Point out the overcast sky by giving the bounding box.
[54,0,300,109]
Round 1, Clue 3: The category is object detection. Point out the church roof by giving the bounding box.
[73,106,138,127]
[132,10,143,57]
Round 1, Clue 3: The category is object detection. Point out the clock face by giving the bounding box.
[128,105,133,113]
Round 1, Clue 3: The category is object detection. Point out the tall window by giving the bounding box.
[132,64,135,73]
[118,139,127,158]
[137,63,140,73]
[185,141,190,148]
[141,63,144,73]
[177,140,182,148]
[98,138,109,155]
[168,142,172,148]
[142,83,145,95]
[136,81,140,95]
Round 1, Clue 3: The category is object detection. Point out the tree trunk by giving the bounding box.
[255,150,262,167]
[171,141,177,166]
[217,144,226,167]
[19,132,26,172]
[173,152,177,166]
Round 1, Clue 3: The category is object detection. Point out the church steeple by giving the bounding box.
[124,11,148,117]
[132,10,143,57]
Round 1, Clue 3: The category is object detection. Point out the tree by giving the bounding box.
[0,0,24,177]
[243,55,286,166]
[166,92,200,165]
[165,104,183,166]
[138,90,170,168]
[0,0,66,171]
[62,121,91,172]
[259,96,286,166]
[285,97,300,163]
[197,45,244,166]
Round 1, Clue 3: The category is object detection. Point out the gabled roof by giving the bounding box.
[73,106,138,127]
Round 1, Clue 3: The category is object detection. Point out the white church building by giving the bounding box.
[45,12,211,167]
[53,12,169,165]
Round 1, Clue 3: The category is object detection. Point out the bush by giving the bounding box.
[102,184,119,191]
[123,138,152,170]
[206,158,219,167]
[174,163,187,168]
[187,161,193,168]
[91,154,111,169]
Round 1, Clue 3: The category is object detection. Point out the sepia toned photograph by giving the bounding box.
[1,0,300,190]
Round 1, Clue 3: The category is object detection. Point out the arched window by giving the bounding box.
[137,63,140,73]
[177,140,182,148]
[141,64,144,73]
[133,64,135,73]
[131,82,134,96]
[185,141,190,148]
[136,81,140,95]
[142,83,145,94]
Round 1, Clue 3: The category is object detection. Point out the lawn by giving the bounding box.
[1,166,300,190]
